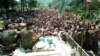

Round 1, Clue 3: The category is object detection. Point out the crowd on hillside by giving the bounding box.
[0,8,100,55]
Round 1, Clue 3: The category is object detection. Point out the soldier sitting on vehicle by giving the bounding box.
[1,24,20,51]
[20,22,39,51]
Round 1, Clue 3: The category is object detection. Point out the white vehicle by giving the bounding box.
[13,36,72,56]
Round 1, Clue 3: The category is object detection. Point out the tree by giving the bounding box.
[29,0,37,10]
[0,0,9,9]
[0,0,18,10]
[10,0,18,9]
[21,0,25,11]
[51,0,80,15]
[20,0,37,11]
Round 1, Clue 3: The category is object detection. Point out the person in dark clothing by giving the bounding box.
[91,29,100,53]
[0,28,3,44]
[60,31,67,43]
[83,29,91,50]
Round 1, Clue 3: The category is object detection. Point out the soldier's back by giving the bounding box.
[20,29,34,49]
[2,30,15,46]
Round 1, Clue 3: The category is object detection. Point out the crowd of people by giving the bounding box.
[0,8,100,55]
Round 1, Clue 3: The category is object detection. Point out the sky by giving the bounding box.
[37,0,53,3]
[37,0,53,5]
[16,0,20,2]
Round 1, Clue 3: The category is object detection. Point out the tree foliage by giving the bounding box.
[20,0,37,11]
[0,0,17,9]
[29,0,37,7]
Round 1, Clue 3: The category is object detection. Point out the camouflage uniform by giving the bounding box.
[20,28,35,50]
[2,30,16,46]
[2,29,17,51]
